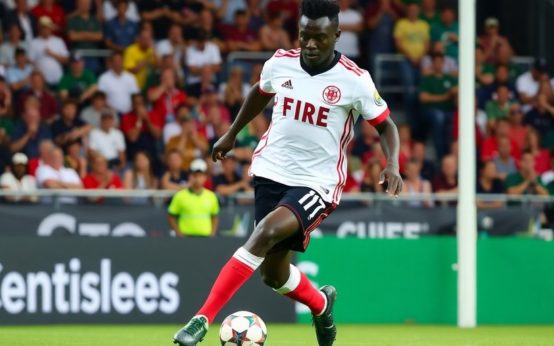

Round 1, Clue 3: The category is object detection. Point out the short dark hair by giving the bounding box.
[300,0,340,23]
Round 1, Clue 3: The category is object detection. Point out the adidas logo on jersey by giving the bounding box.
[281,80,293,89]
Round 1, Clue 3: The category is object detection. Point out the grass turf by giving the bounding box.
[0,324,553,346]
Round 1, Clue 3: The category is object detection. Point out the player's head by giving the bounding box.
[299,0,340,68]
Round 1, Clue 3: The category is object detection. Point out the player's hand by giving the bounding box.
[211,133,236,162]
[379,165,403,197]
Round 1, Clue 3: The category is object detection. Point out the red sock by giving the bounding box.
[277,265,326,315]
[196,247,263,323]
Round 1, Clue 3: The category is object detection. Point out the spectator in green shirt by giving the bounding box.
[419,0,440,27]
[419,53,458,159]
[67,0,103,73]
[505,151,549,196]
[167,159,220,237]
[485,84,512,127]
[58,54,97,105]
[430,6,458,61]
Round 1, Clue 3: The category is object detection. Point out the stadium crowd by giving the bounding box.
[0,0,553,206]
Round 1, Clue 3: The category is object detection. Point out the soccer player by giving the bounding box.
[173,1,403,345]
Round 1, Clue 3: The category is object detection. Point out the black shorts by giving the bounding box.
[253,176,336,252]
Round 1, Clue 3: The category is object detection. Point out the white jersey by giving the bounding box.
[250,48,390,204]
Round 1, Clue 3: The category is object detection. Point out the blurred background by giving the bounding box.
[0,0,553,329]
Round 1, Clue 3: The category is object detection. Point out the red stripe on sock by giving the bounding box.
[285,271,325,315]
[197,256,255,323]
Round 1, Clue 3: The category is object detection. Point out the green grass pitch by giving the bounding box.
[1,324,554,345]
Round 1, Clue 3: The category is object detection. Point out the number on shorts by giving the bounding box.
[298,190,326,220]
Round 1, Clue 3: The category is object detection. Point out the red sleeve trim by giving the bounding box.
[257,85,275,97]
[367,108,390,126]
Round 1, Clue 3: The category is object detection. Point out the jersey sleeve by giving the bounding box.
[258,51,277,96]
[352,71,390,126]
[167,193,182,216]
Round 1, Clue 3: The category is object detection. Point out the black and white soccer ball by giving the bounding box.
[219,311,267,346]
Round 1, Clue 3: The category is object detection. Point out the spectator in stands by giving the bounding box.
[67,0,103,72]
[80,91,114,128]
[31,0,66,37]
[478,17,512,64]
[156,23,186,68]
[0,24,28,67]
[123,150,158,203]
[365,0,401,71]
[476,160,505,209]
[185,29,222,98]
[485,84,512,128]
[213,150,252,197]
[10,98,51,159]
[360,160,385,193]
[148,67,187,125]
[18,71,58,123]
[88,110,126,169]
[6,48,33,93]
[166,112,208,171]
[213,0,247,25]
[163,103,190,145]
[32,139,54,173]
[194,8,225,51]
[492,136,517,181]
[5,0,37,44]
[496,44,520,82]
[0,78,13,128]
[223,9,261,53]
[51,99,92,150]
[98,51,139,114]
[58,54,97,104]
[480,64,517,106]
[160,149,188,191]
[421,41,457,76]
[432,154,457,194]
[402,158,432,207]
[123,28,156,90]
[145,52,184,91]
[0,152,38,203]
[83,154,123,203]
[419,0,439,27]
[481,118,520,162]
[219,66,250,118]
[523,128,551,175]
[411,140,435,181]
[260,11,292,52]
[104,0,139,52]
[120,93,161,166]
[103,0,140,22]
[517,58,548,113]
[65,140,86,178]
[419,53,457,159]
[351,120,377,163]
[28,16,68,86]
[394,3,429,114]
[475,45,495,97]
[525,91,554,141]
[168,158,219,237]
[246,0,265,32]
[505,151,548,196]
[234,113,267,160]
[137,0,185,40]
[266,0,299,40]
[36,146,82,203]
[336,0,363,61]
[508,103,528,150]
[430,6,458,61]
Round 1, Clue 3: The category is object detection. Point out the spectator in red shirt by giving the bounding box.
[31,0,66,37]
[507,103,528,150]
[147,67,187,126]
[120,93,162,170]
[223,10,261,53]
[266,0,299,40]
[83,154,123,203]
[524,128,551,174]
[18,71,58,124]
[481,118,521,162]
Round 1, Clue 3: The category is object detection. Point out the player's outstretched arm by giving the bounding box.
[374,117,403,197]
[211,82,273,161]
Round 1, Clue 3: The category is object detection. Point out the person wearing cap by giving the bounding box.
[31,0,66,36]
[167,158,220,237]
[0,152,37,203]
[58,53,97,103]
[478,16,512,64]
[28,16,69,85]
[88,108,126,170]
[517,58,549,113]
[165,111,208,171]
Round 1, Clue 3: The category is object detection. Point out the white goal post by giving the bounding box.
[457,0,477,328]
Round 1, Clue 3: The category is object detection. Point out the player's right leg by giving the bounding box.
[173,207,299,346]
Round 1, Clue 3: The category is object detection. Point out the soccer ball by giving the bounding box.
[219,311,267,346]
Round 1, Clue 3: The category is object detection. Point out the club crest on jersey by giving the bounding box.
[373,90,384,106]
[322,85,341,105]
